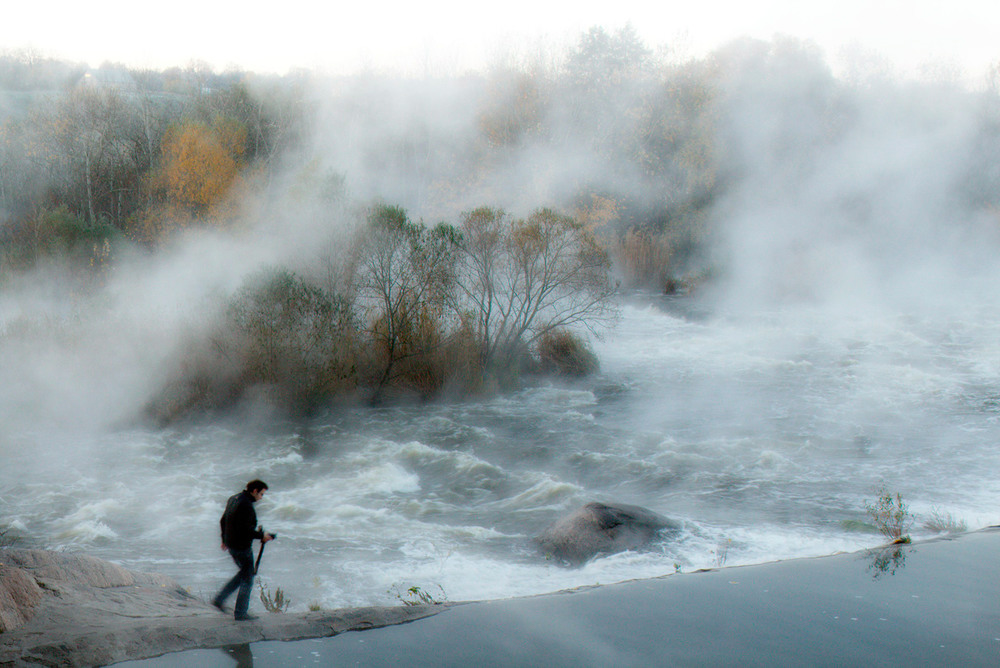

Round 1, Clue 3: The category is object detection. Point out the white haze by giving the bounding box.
[709,40,1000,317]
[3,40,1000,608]
[4,1,998,85]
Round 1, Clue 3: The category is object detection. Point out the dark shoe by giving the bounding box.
[234,613,258,621]
[211,599,227,613]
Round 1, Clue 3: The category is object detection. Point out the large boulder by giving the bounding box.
[0,549,178,634]
[536,502,680,565]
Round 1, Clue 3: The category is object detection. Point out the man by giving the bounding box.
[212,479,274,620]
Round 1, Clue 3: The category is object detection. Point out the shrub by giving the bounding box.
[223,267,359,412]
[388,583,447,606]
[922,508,967,534]
[2,206,120,269]
[864,485,913,542]
[613,227,673,289]
[258,581,290,613]
[535,329,599,377]
[146,267,360,421]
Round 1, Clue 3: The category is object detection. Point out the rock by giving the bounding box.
[0,548,172,590]
[0,549,444,667]
[0,563,43,632]
[536,502,680,565]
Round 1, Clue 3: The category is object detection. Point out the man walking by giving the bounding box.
[212,479,274,620]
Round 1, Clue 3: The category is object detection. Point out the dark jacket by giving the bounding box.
[220,491,263,551]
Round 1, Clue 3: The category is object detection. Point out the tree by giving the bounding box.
[359,204,460,400]
[565,24,652,91]
[156,117,245,213]
[27,87,151,229]
[456,207,617,377]
[478,68,547,148]
[225,268,358,411]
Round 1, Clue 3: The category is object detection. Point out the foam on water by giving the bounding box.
[3,294,1000,609]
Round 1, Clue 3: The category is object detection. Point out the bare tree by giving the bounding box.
[456,206,617,374]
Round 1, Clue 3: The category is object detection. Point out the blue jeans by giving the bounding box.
[215,547,255,616]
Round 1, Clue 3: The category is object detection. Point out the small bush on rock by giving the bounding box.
[865,485,913,543]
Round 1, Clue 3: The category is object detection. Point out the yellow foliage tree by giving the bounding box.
[134,116,254,244]
[157,118,245,212]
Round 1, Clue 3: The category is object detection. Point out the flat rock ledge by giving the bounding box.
[0,549,445,667]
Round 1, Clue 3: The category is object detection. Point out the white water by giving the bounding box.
[4,292,999,610]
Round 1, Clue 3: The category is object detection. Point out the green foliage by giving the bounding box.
[864,485,913,542]
[36,206,120,251]
[146,267,360,421]
[1,206,120,270]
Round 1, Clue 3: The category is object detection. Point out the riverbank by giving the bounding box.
[121,527,1000,667]
[0,550,441,667]
[4,529,999,666]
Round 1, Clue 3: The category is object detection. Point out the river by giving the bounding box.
[4,287,999,611]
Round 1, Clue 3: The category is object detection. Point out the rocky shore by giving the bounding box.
[0,549,443,667]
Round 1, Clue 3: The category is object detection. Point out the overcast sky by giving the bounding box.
[3,1,997,81]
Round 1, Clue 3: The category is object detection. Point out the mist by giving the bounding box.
[706,38,1000,315]
[3,31,1000,608]
[3,29,998,443]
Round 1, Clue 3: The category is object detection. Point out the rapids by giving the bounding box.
[3,292,1000,610]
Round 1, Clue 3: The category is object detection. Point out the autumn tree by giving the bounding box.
[359,203,460,400]
[456,207,617,378]
[478,68,548,148]
[156,117,245,212]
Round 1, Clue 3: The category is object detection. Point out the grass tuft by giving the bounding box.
[922,508,967,534]
[388,583,447,606]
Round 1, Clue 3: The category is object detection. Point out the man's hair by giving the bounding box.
[246,479,269,493]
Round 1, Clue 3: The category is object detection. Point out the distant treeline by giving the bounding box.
[4,32,1000,292]
[0,52,309,259]
[4,31,1000,416]
[0,28,722,290]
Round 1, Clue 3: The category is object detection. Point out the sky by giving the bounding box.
[2,1,998,82]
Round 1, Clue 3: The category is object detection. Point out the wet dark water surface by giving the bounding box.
[117,529,1000,667]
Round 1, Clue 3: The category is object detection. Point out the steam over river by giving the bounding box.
[4,291,1000,609]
